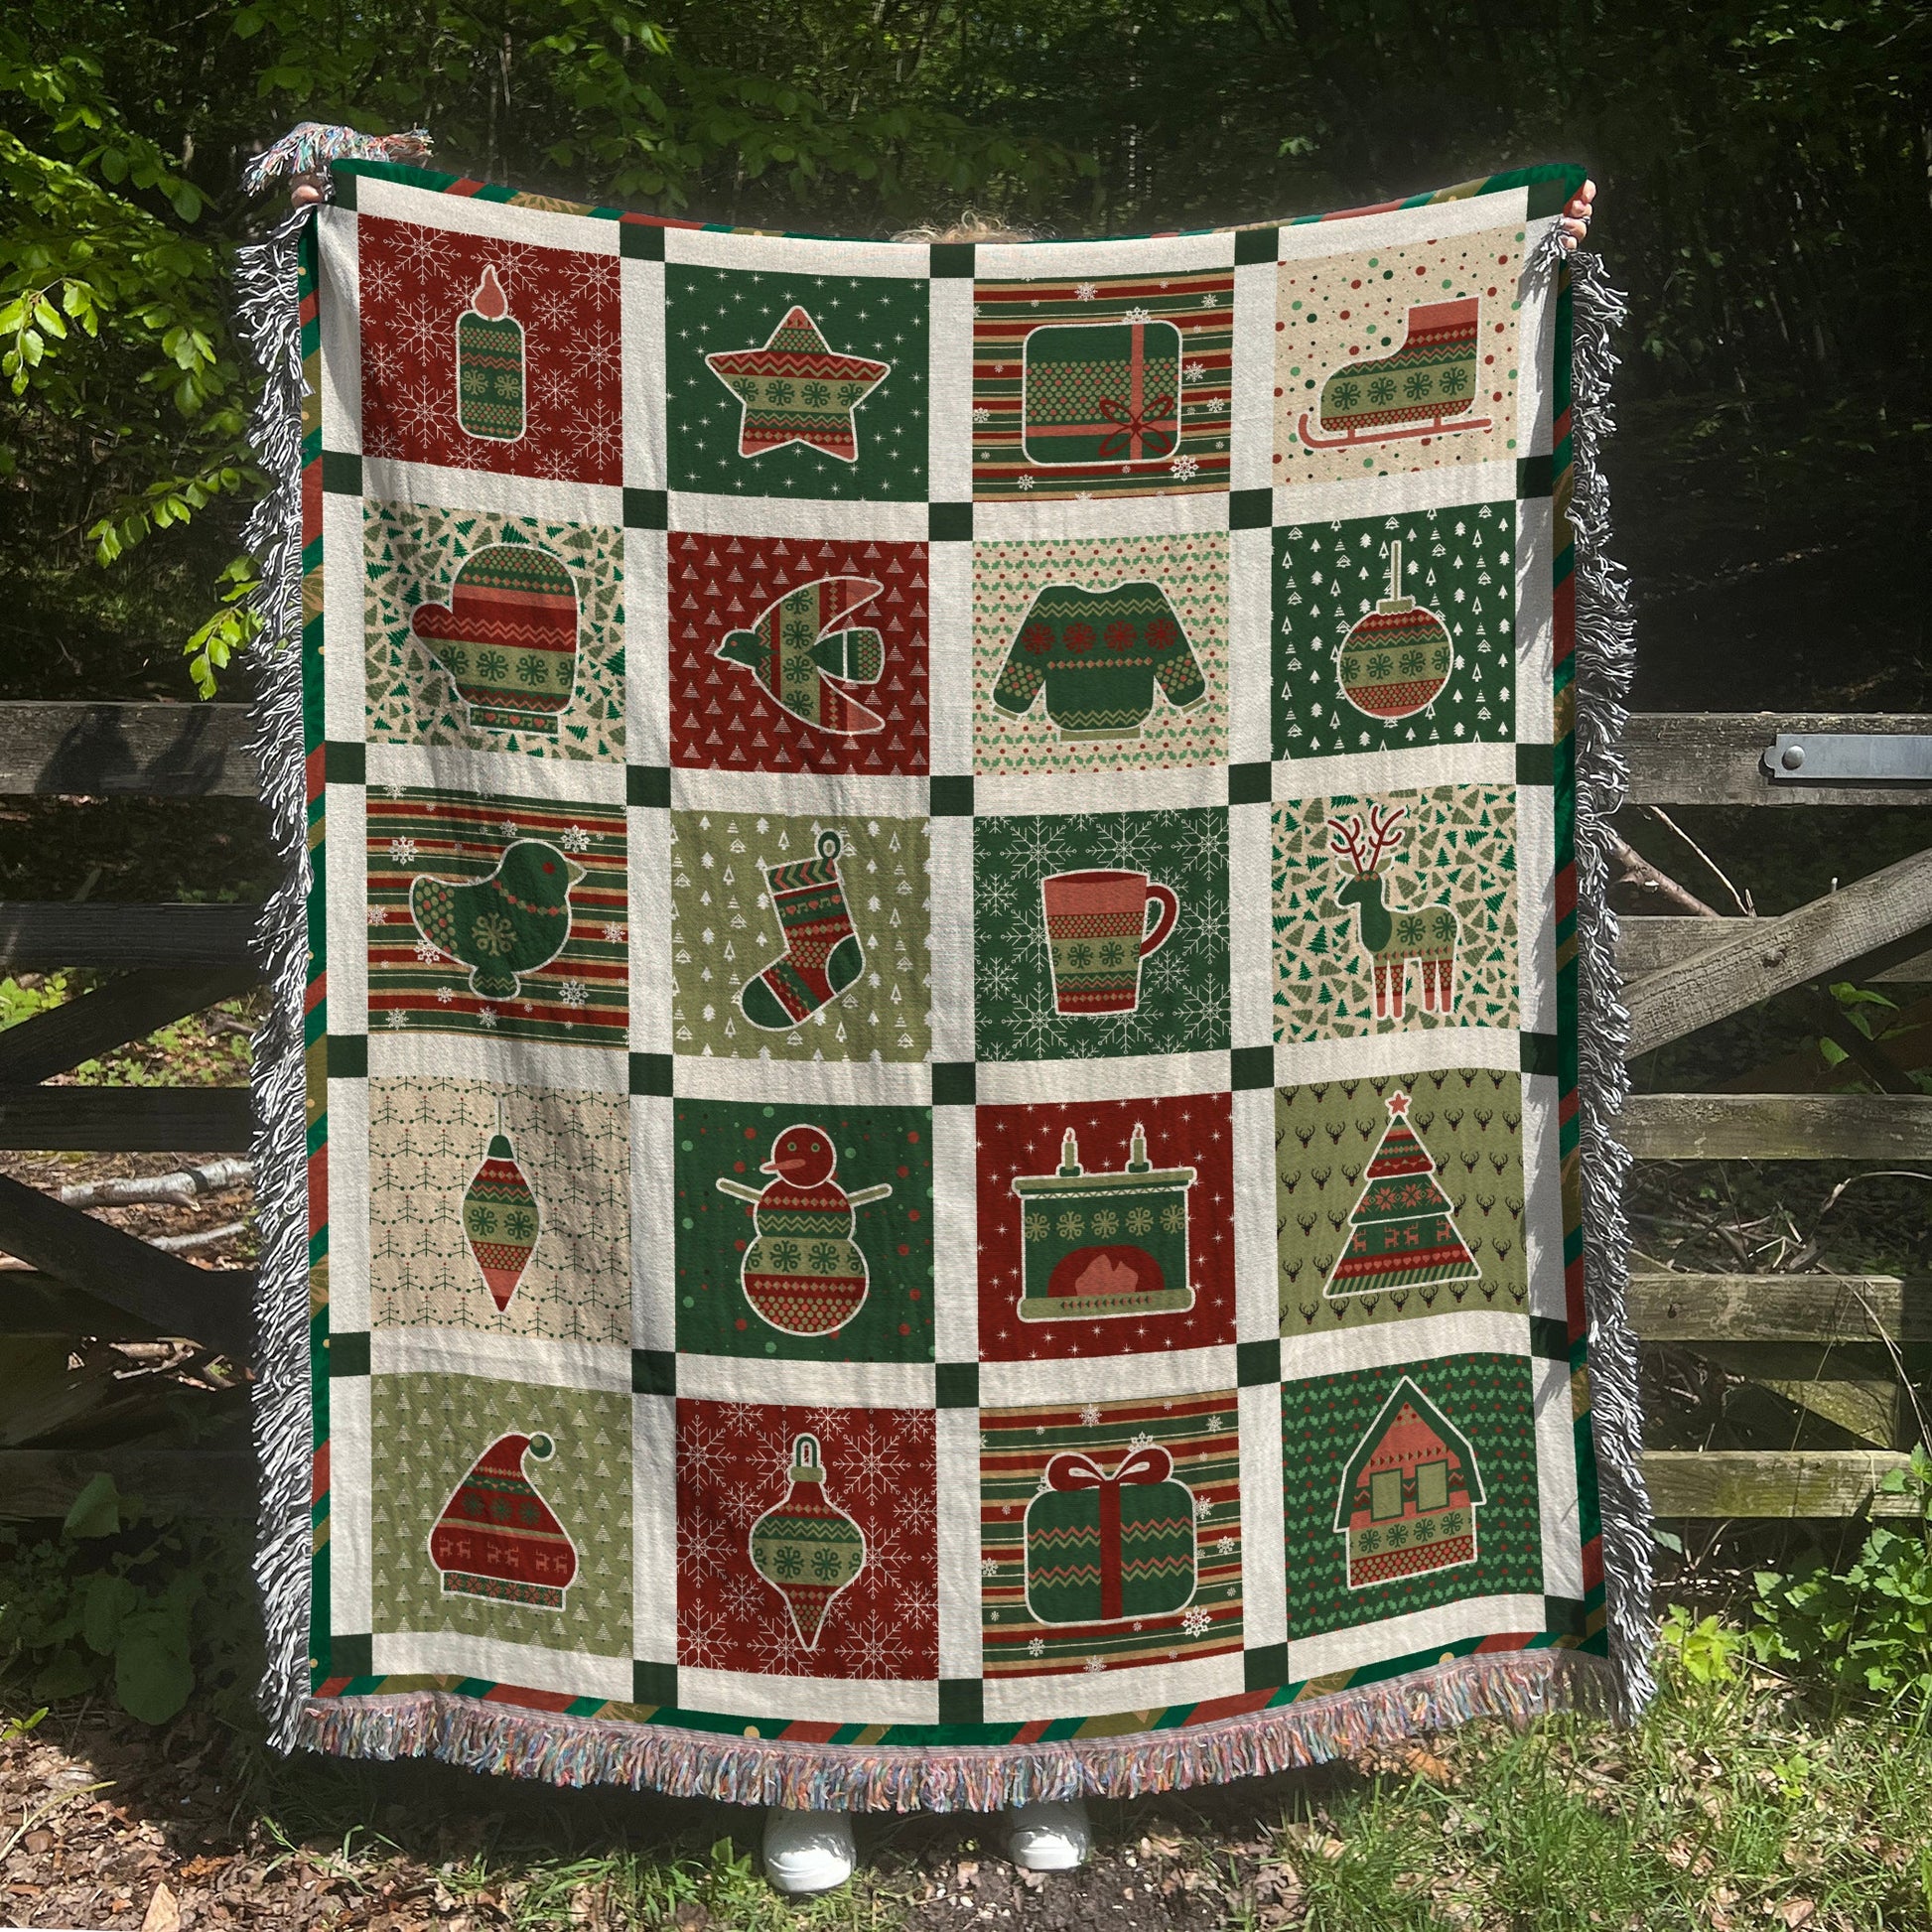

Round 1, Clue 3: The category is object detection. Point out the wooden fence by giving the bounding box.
[0,703,1928,1522]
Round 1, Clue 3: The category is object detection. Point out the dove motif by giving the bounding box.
[712,575,888,736]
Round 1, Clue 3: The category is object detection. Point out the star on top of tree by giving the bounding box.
[1387,1089,1411,1116]
[704,307,890,464]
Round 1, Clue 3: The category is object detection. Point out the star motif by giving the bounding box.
[703,306,890,464]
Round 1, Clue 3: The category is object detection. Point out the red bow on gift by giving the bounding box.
[1095,394,1177,461]
[1042,1445,1175,1620]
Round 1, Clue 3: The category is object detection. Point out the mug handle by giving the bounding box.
[1140,883,1179,958]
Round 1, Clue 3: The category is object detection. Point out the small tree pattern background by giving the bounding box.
[673,1099,934,1363]
[972,532,1229,776]
[666,269,928,500]
[1280,1355,1542,1637]
[1272,783,1518,1042]
[368,1078,630,1342]
[675,1400,938,1681]
[363,501,625,761]
[1273,503,1515,759]
[370,1374,632,1656]
[669,811,931,1063]
[1276,1070,1526,1334]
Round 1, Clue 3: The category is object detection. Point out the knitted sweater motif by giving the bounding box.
[991,582,1206,738]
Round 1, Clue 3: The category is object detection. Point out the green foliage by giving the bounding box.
[1752,1445,1932,1712]
[0,971,69,1030]
[1658,1603,1746,1686]
[0,1474,216,1725]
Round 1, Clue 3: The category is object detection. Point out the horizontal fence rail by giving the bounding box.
[0,705,1924,1518]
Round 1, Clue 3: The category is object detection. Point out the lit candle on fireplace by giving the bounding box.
[456,265,524,442]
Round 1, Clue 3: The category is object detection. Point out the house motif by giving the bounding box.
[1333,1376,1484,1589]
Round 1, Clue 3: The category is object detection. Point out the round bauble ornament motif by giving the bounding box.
[1336,538,1453,721]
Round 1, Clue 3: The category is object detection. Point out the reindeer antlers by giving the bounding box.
[1326,802,1408,877]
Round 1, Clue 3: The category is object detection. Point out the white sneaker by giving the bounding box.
[1005,1795,1092,1870]
[762,1806,857,1894]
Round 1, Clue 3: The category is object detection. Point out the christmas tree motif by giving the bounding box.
[748,1433,866,1647]
[1011,1124,1196,1321]
[1336,540,1453,721]
[1322,1091,1480,1301]
[738,829,865,1030]
[462,1100,541,1311]
[428,1431,578,1610]
[1334,1378,1485,1588]
[715,1123,894,1335]
[712,576,888,735]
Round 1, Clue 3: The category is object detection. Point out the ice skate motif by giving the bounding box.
[1298,299,1492,451]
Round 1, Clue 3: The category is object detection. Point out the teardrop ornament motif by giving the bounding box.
[747,1433,867,1648]
[463,1100,541,1311]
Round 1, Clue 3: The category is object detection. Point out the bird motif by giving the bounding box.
[712,576,888,736]
[409,838,587,1003]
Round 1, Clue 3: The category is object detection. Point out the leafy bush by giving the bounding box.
[1657,1603,1746,1686]
[0,1474,221,1724]
[1752,1446,1932,1711]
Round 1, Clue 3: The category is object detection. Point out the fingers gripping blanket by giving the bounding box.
[240,155,1648,1806]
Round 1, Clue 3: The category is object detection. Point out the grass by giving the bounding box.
[10,1591,1932,1931]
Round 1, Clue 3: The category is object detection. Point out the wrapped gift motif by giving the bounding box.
[1334,1377,1485,1588]
[429,1431,578,1610]
[1012,1124,1195,1321]
[749,1433,868,1647]
[1025,1444,1198,1624]
[456,265,525,442]
[462,1100,542,1311]
[1023,320,1181,467]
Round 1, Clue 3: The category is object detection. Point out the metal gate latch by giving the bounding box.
[1762,733,1932,783]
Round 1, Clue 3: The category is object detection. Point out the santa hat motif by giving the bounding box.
[429,1432,578,1611]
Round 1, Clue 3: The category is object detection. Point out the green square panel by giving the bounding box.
[938,1678,984,1723]
[1233,227,1280,266]
[631,1348,676,1396]
[1243,1641,1288,1690]
[328,1632,372,1679]
[667,266,928,500]
[936,1362,979,1409]
[623,487,668,529]
[632,1659,677,1704]
[330,1329,371,1378]
[620,222,667,260]
[928,501,973,540]
[674,1101,933,1363]
[931,1062,976,1107]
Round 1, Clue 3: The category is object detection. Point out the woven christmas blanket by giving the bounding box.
[239,152,1648,1807]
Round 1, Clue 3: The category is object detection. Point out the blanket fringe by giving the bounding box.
[291,1648,1615,1811]
[1564,245,1656,1719]
[235,205,320,1754]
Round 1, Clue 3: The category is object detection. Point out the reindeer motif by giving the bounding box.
[1326,803,1459,1020]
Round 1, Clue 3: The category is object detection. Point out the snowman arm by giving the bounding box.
[714,1178,764,1202]
[845,1183,894,1207]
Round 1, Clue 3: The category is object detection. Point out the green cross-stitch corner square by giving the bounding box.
[328,1034,368,1079]
[1530,1316,1574,1362]
[632,1348,676,1395]
[1238,1338,1281,1387]
[630,1052,673,1096]
[1233,226,1280,266]
[1243,1642,1288,1691]
[633,1659,677,1704]
[620,221,667,261]
[328,1329,370,1377]
[327,1632,372,1679]
[938,1678,984,1723]
[326,741,366,785]
[935,1362,979,1409]
[627,764,671,808]
[322,451,363,496]
[623,486,668,528]
[929,775,974,816]
[931,1062,976,1106]
[1520,1033,1562,1078]
[1230,1045,1275,1090]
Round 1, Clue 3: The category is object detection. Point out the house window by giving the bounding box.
[1369,1468,1403,1521]
[1415,1459,1449,1513]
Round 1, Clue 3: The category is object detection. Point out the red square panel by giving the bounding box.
[675,1399,937,1680]
[358,216,622,485]
[668,531,929,774]
[975,1093,1235,1361]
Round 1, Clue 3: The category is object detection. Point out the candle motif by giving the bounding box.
[456,265,525,442]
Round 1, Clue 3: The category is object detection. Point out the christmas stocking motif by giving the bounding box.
[429,1431,578,1610]
[1323,1091,1481,1301]
[1334,1377,1485,1588]
[713,576,887,735]
[462,1100,541,1311]
[749,1433,867,1647]
[715,1123,894,1335]
[992,581,1205,741]
[739,830,865,1031]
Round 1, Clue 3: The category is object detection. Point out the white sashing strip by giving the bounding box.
[369,1328,632,1392]
[364,740,627,805]
[1275,187,1530,261]
[355,177,622,251]
[1535,1354,1587,1598]
[315,207,362,455]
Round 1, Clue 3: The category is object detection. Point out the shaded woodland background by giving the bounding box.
[4,0,1926,719]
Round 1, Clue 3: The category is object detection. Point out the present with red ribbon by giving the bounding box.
[1023,1442,1198,1624]
[1022,319,1182,469]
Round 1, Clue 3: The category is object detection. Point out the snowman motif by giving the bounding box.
[715,1123,894,1337]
